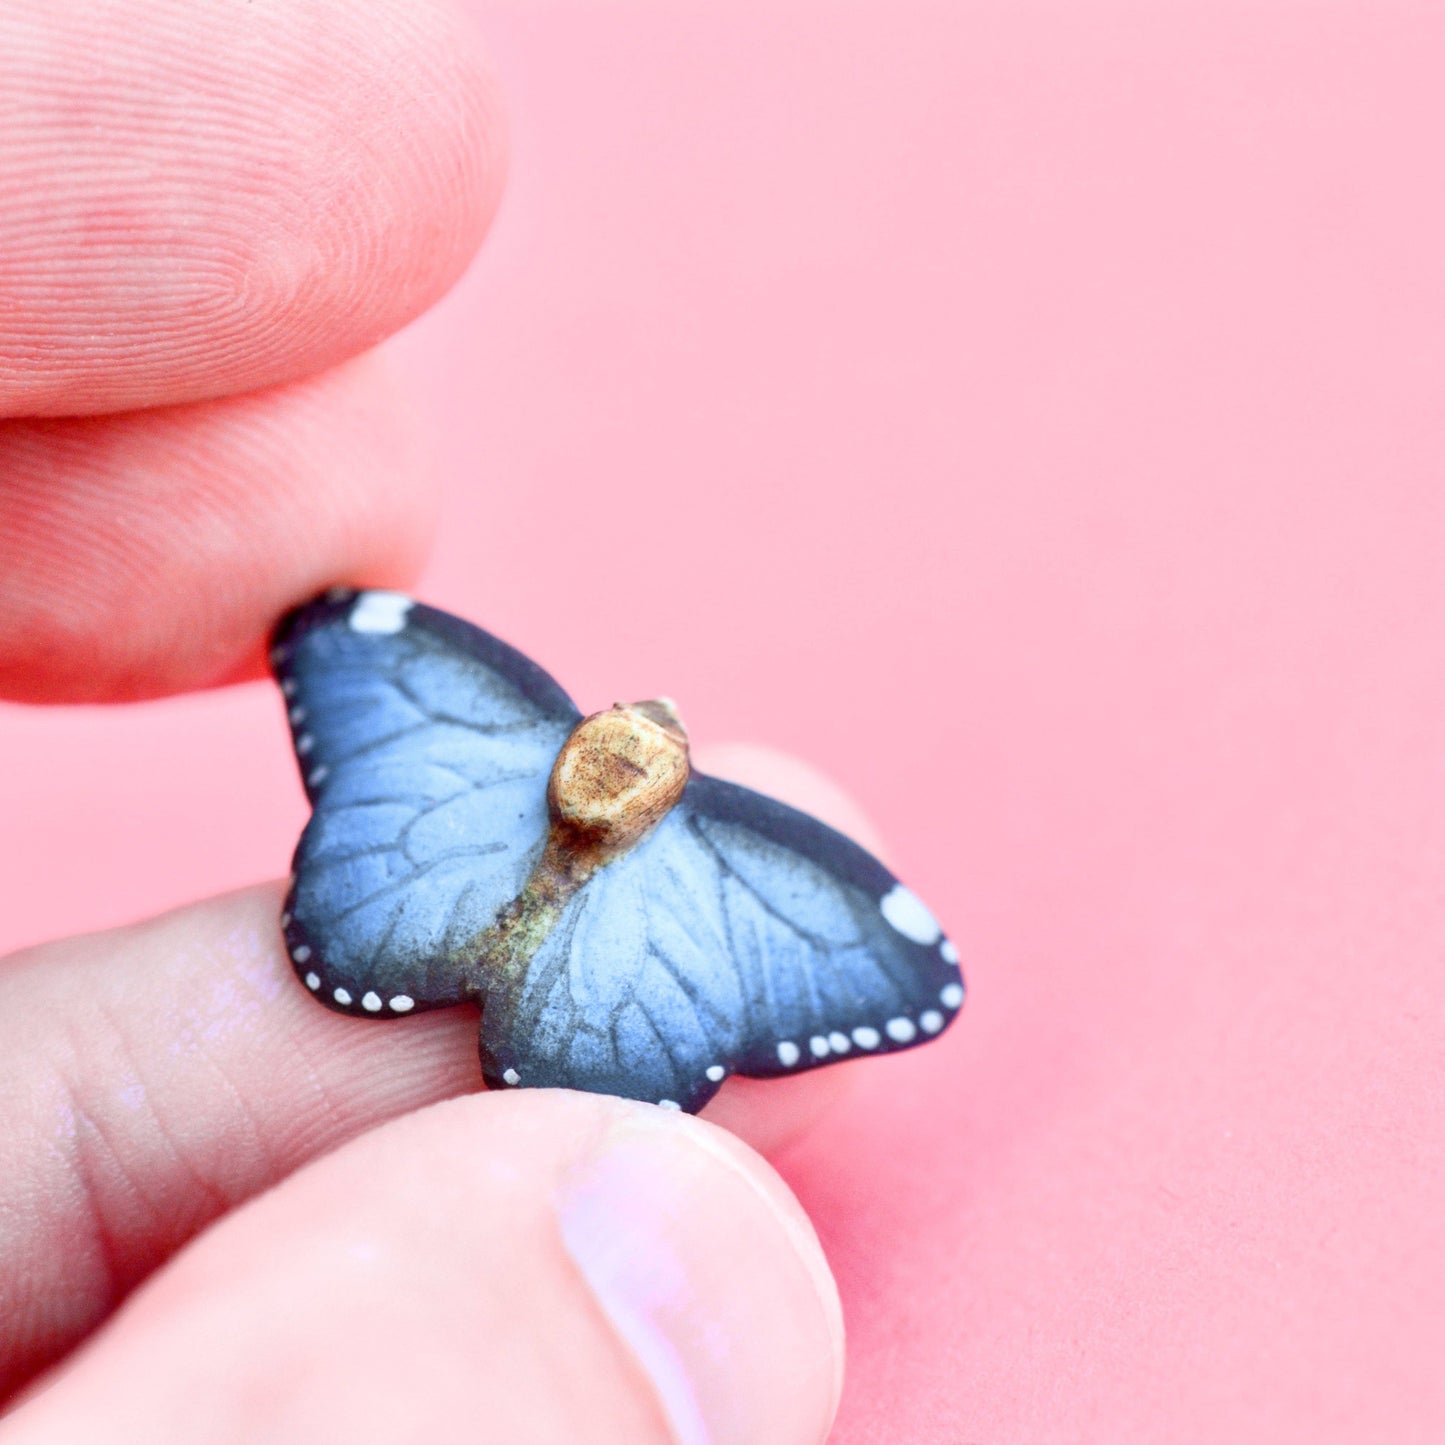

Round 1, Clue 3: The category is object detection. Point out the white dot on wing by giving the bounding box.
[292,945,311,963]
[852,1026,881,1050]
[295,734,314,756]
[280,911,291,928]
[940,982,965,1009]
[658,1099,681,1110]
[389,995,415,1013]
[886,1016,917,1043]
[706,1064,725,1082]
[920,1009,945,1033]
[288,705,306,725]
[828,1031,851,1054]
[940,939,959,965]
[809,1035,830,1058]
[308,765,329,787]
[349,591,414,635]
[880,884,942,946]
[280,678,297,698]
[361,992,382,1012]
[777,1040,801,1067]
[333,987,352,1006]
[305,972,320,990]
[502,1068,521,1086]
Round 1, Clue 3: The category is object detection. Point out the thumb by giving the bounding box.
[4,1091,844,1445]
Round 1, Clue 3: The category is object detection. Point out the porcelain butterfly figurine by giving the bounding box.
[272,589,963,1113]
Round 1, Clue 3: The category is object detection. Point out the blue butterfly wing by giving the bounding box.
[479,772,963,1112]
[272,590,580,1017]
[684,774,964,1075]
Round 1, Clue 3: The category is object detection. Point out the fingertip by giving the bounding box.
[702,1065,859,1156]
[0,353,440,702]
[557,1100,846,1442]
[7,1091,843,1445]
[0,0,508,415]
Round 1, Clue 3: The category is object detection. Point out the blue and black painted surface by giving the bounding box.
[272,589,963,1114]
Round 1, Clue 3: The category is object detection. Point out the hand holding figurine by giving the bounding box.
[0,4,934,1440]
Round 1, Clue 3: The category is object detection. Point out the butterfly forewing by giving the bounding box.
[272,590,580,1017]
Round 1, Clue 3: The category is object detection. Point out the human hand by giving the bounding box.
[0,4,847,1439]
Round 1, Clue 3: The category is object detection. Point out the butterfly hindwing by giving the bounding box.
[272,590,581,1017]
[478,772,964,1112]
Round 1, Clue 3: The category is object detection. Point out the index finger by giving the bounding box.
[0,0,503,418]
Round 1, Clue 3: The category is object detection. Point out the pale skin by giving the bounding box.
[0,4,887,1441]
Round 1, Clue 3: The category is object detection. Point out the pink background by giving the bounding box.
[3,3,1443,1438]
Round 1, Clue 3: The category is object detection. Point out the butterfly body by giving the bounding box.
[273,589,963,1113]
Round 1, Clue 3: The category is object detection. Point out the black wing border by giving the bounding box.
[270,588,582,725]
[683,771,901,900]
